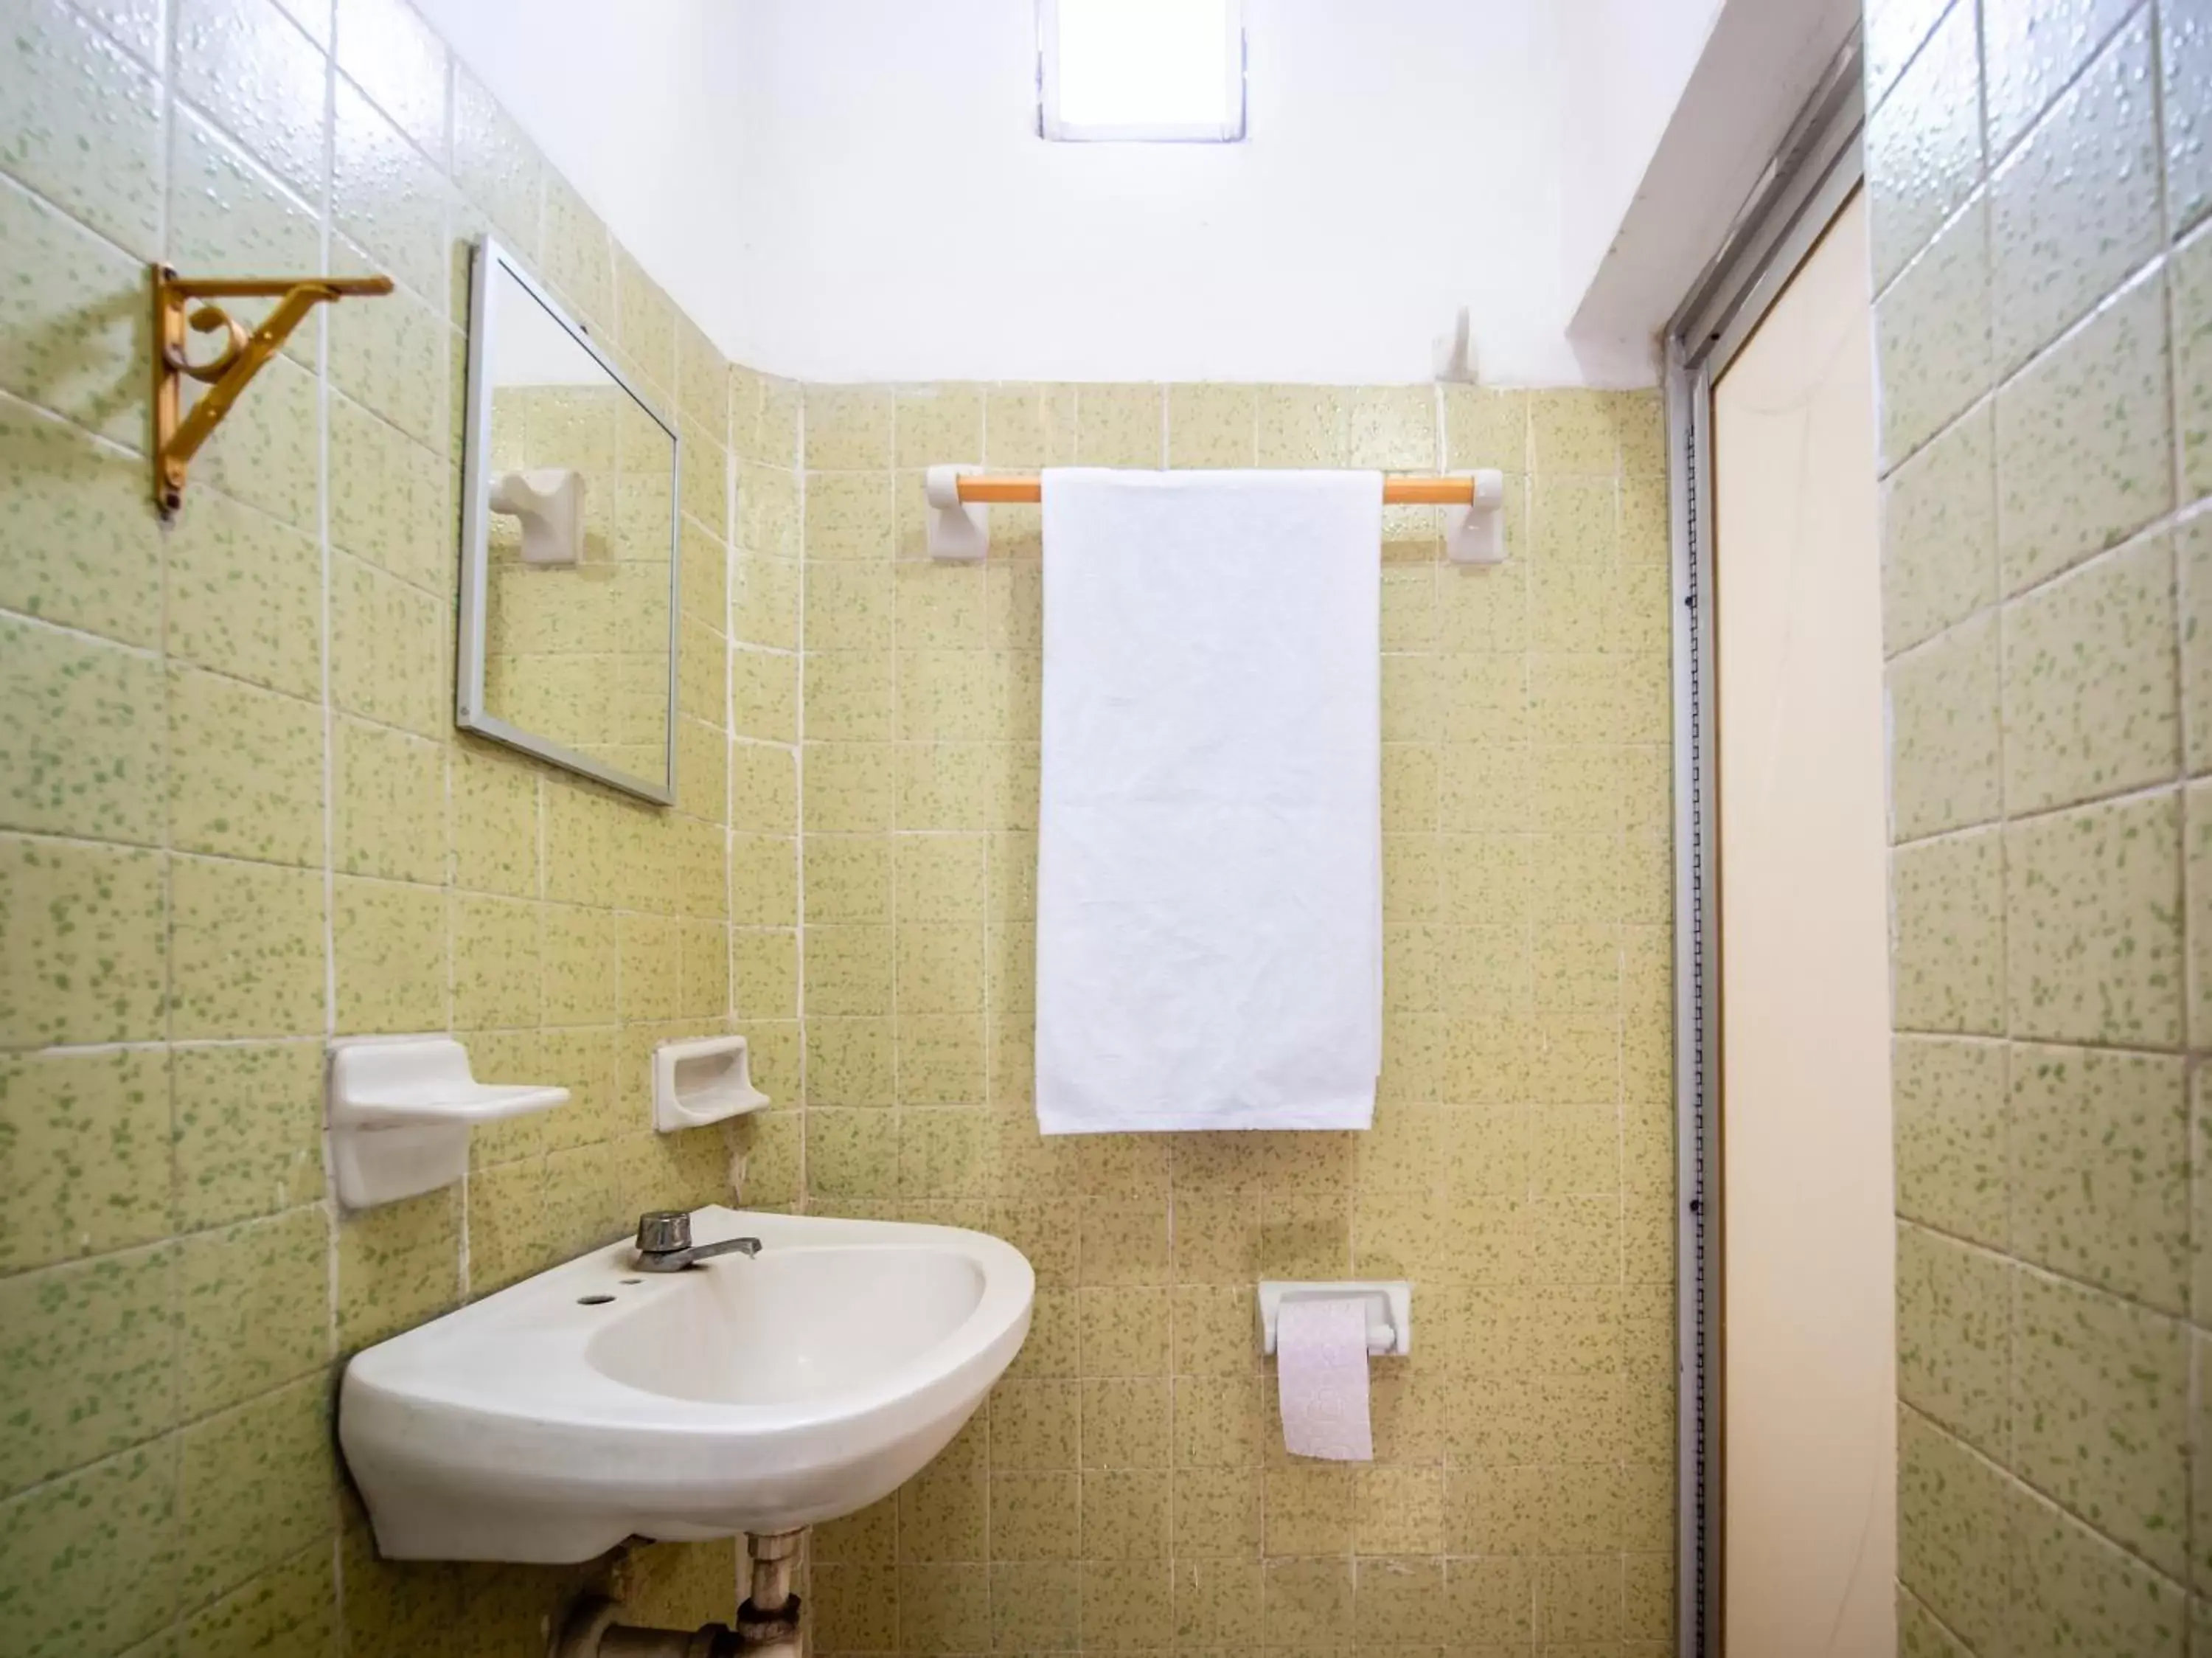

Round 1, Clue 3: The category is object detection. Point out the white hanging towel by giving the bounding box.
[1035,468,1384,1134]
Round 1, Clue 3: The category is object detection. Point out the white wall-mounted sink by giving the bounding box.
[339,1207,1034,1561]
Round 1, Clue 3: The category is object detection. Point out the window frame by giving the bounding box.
[1036,0,1248,144]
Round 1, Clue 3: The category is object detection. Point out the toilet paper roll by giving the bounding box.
[1275,1297,1374,1461]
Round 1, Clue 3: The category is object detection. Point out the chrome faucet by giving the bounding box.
[633,1211,762,1273]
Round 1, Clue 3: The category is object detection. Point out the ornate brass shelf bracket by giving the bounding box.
[153,266,395,517]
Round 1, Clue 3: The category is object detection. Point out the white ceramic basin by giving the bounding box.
[339,1207,1033,1561]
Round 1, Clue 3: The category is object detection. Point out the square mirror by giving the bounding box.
[457,237,681,803]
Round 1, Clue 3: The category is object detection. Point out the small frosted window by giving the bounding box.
[1038,0,1246,142]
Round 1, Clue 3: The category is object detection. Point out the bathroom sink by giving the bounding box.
[339,1207,1033,1561]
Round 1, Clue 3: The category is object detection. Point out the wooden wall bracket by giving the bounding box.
[152,267,394,518]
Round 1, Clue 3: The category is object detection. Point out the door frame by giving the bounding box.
[1665,38,1865,1658]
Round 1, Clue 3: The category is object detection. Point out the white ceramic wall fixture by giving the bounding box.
[338,1207,1034,1561]
[651,1035,770,1131]
[327,1035,569,1210]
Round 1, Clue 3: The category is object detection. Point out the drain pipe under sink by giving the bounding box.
[557,1530,805,1658]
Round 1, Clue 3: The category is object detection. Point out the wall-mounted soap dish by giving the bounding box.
[652,1035,770,1132]
[327,1036,568,1210]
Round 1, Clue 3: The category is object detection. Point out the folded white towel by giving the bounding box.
[1034,468,1384,1134]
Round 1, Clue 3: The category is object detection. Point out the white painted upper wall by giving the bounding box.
[1556,0,1726,311]
[418,0,1812,389]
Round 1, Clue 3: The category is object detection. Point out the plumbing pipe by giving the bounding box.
[555,1531,809,1658]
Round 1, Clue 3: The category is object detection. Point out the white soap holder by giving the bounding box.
[1258,1280,1412,1357]
[1444,468,1506,565]
[652,1035,770,1132]
[327,1036,568,1210]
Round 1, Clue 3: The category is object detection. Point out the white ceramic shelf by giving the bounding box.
[652,1035,771,1132]
[328,1036,569,1209]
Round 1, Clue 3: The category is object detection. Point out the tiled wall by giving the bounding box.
[0,0,773,1648]
[744,381,1680,1655]
[1867,0,2212,1651]
[483,384,678,783]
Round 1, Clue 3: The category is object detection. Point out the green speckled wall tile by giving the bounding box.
[1996,264,2174,595]
[1982,0,2140,155]
[1347,386,1437,472]
[0,1442,181,1656]
[169,853,324,1039]
[334,0,446,159]
[2011,1041,2188,1311]
[330,550,448,737]
[1892,828,2006,1033]
[2178,226,2212,504]
[333,79,451,312]
[0,1047,170,1272]
[338,1187,459,1353]
[1165,384,1257,469]
[2169,4,2212,241]
[453,893,543,1028]
[1899,1584,1975,1658]
[173,0,328,205]
[0,0,164,257]
[1877,193,1993,471]
[0,1241,177,1494]
[450,740,539,898]
[169,110,324,377]
[333,874,448,1034]
[1866,0,1982,289]
[166,667,324,866]
[1440,386,1528,473]
[181,1543,338,1658]
[1883,403,1997,656]
[0,613,164,843]
[2004,789,2183,1047]
[172,1041,321,1231]
[2017,1267,2189,1573]
[335,716,443,884]
[329,392,453,590]
[1990,11,2160,378]
[451,66,540,257]
[1074,384,1164,469]
[70,0,164,63]
[1253,384,1346,468]
[0,831,167,1046]
[164,488,323,699]
[193,347,321,534]
[466,1154,551,1294]
[0,170,150,446]
[1897,1409,2012,1651]
[1893,1036,2008,1244]
[977,383,1072,470]
[0,390,165,645]
[2002,533,2179,813]
[1890,613,2003,839]
[2006,1465,2193,1654]
[327,274,451,454]
[179,1375,336,1605]
[892,384,983,471]
[179,1205,327,1417]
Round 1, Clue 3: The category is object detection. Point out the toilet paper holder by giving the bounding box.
[1258,1280,1412,1357]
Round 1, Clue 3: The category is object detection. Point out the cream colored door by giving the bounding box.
[1711,187,1894,1657]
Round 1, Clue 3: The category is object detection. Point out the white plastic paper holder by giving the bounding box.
[1258,1280,1412,1357]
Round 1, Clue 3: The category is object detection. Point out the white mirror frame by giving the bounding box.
[456,236,683,805]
